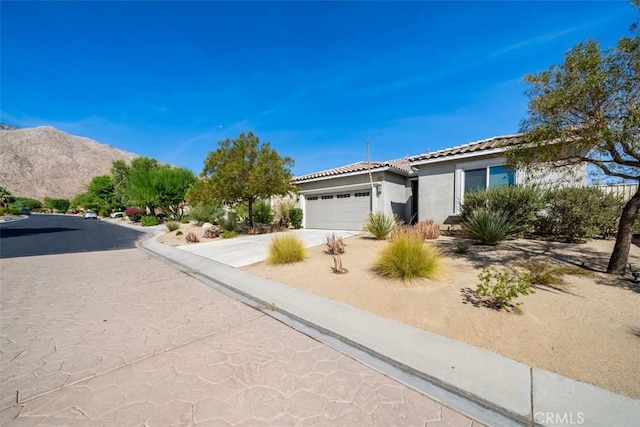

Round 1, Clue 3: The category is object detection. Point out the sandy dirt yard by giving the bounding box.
[242,234,640,399]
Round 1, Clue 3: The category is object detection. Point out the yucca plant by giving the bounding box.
[364,212,398,240]
[268,234,306,264]
[374,232,442,281]
[462,209,516,245]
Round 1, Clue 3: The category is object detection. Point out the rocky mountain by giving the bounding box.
[0,125,138,200]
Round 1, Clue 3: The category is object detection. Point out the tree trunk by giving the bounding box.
[607,185,640,273]
[248,200,254,228]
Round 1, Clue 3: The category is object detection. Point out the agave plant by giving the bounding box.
[462,209,516,245]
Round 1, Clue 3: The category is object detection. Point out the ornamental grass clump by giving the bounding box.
[166,221,180,232]
[374,232,442,281]
[462,209,517,245]
[364,212,398,240]
[415,220,441,240]
[268,234,306,265]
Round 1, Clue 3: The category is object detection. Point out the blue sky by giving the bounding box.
[1,1,635,176]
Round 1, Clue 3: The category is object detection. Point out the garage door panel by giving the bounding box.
[305,191,370,230]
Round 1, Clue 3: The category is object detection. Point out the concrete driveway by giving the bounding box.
[177,229,361,267]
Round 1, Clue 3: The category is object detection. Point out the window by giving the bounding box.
[321,195,334,200]
[464,165,514,193]
[337,193,351,198]
[307,196,318,201]
[354,192,370,197]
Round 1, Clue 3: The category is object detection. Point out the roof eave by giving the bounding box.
[409,147,507,167]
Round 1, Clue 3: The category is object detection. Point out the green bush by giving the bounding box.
[11,197,42,210]
[221,213,241,232]
[189,202,224,224]
[538,187,625,242]
[253,200,274,224]
[176,230,183,236]
[180,215,191,224]
[462,209,517,245]
[166,221,180,232]
[98,208,109,217]
[221,230,238,239]
[461,185,544,235]
[364,212,398,240]
[48,198,70,213]
[268,234,306,264]
[374,232,442,281]
[141,215,160,227]
[474,268,535,310]
[7,207,20,215]
[290,207,303,229]
[0,207,5,216]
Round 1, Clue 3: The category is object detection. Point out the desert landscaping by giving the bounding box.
[227,232,640,399]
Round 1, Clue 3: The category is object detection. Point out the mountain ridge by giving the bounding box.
[0,125,138,200]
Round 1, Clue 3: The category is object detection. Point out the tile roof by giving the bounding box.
[409,134,521,163]
[294,158,414,182]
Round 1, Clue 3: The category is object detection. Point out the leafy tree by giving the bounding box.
[506,11,640,273]
[110,159,130,207]
[122,157,195,219]
[11,197,42,210]
[87,175,116,209]
[151,167,196,219]
[71,192,101,210]
[0,186,14,208]
[198,131,295,227]
[47,198,70,213]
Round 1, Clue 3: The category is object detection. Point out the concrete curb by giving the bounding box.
[137,230,640,427]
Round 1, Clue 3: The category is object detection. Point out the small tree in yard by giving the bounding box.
[507,6,640,273]
[197,131,295,228]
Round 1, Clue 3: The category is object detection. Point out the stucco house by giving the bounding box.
[293,134,587,231]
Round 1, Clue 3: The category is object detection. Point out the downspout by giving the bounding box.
[367,137,376,212]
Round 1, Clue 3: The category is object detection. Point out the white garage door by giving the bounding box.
[305,190,371,230]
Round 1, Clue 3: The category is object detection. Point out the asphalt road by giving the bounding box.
[0,214,146,258]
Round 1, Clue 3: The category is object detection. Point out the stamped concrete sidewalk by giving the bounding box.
[0,248,480,426]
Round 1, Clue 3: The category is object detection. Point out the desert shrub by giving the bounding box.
[166,221,180,232]
[185,232,199,243]
[189,202,224,224]
[268,234,306,264]
[125,207,146,222]
[176,230,183,236]
[204,228,219,238]
[474,268,535,310]
[461,185,544,235]
[538,187,625,242]
[253,200,274,224]
[289,208,303,229]
[374,233,442,281]
[0,207,5,216]
[452,240,471,254]
[221,230,238,239]
[414,220,440,239]
[141,215,160,227]
[98,207,109,217]
[180,215,191,224]
[325,233,346,254]
[462,209,517,245]
[275,200,296,227]
[516,259,591,287]
[364,212,398,240]
[7,207,20,215]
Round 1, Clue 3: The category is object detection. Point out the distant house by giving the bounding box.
[293,134,586,231]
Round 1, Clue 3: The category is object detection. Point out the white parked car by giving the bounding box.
[83,210,98,219]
